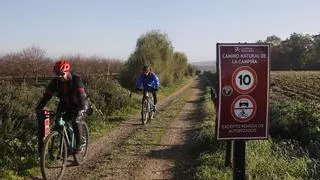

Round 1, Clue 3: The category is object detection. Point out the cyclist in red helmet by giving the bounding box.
[35,59,89,154]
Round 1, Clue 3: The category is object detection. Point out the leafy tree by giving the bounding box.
[120,29,190,89]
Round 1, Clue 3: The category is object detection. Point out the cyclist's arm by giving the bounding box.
[155,74,160,89]
[35,79,56,110]
[74,75,89,114]
[151,73,160,89]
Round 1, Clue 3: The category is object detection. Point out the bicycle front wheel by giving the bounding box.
[141,99,149,124]
[40,131,67,180]
[149,96,155,120]
[73,121,90,165]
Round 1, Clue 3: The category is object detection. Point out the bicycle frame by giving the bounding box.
[56,117,76,152]
[141,91,155,124]
[40,110,89,180]
[144,91,154,107]
[43,111,51,139]
[43,111,76,153]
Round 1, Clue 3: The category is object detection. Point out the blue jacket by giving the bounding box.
[135,72,160,90]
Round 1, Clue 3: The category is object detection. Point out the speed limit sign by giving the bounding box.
[232,66,258,94]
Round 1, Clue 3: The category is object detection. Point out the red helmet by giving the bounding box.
[53,59,71,73]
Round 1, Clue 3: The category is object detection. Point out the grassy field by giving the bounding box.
[193,71,320,179]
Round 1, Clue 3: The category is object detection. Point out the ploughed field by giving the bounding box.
[270,71,320,106]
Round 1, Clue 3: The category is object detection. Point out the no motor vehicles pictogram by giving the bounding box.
[231,95,257,123]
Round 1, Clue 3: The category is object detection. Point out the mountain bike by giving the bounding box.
[141,90,155,125]
[40,110,89,180]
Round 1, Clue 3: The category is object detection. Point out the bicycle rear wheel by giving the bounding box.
[73,121,90,165]
[141,99,149,125]
[40,131,67,180]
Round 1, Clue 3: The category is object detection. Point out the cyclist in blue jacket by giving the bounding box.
[135,65,160,112]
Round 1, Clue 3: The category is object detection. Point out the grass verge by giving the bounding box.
[192,75,310,180]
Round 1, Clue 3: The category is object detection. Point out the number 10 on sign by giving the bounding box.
[232,66,258,94]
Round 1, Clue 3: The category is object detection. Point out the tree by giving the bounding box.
[311,33,320,69]
[261,33,318,70]
[20,46,47,76]
[286,33,314,70]
[265,35,282,47]
[119,29,178,89]
[172,52,188,81]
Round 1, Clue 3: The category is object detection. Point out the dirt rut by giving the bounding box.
[135,80,204,180]
[32,78,204,180]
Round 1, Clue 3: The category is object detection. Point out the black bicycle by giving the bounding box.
[40,110,89,180]
[141,90,155,125]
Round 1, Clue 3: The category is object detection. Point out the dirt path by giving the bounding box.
[32,78,204,180]
[81,79,203,180]
[135,80,204,180]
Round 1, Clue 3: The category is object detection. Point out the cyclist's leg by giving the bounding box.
[151,89,157,111]
[71,111,84,153]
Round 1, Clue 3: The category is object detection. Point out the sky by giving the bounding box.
[0,0,320,62]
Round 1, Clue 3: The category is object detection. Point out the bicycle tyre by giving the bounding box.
[73,121,90,165]
[148,97,155,120]
[141,99,149,125]
[40,131,67,180]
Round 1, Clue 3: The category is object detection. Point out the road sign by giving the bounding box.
[232,66,257,94]
[231,95,257,122]
[216,43,270,140]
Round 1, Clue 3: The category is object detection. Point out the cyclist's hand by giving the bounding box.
[35,107,50,119]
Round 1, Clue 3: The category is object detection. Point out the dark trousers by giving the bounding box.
[60,111,83,149]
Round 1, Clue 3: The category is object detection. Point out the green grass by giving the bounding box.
[246,140,308,179]
[193,75,311,180]
[193,86,232,180]
[158,77,194,99]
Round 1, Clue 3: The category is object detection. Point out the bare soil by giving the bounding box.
[32,78,204,180]
[135,80,204,180]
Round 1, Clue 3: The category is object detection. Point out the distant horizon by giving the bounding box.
[0,45,218,63]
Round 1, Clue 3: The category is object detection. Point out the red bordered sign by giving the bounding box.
[232,66,258,94]
[231,95,257,123]
[216,43,270,140]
